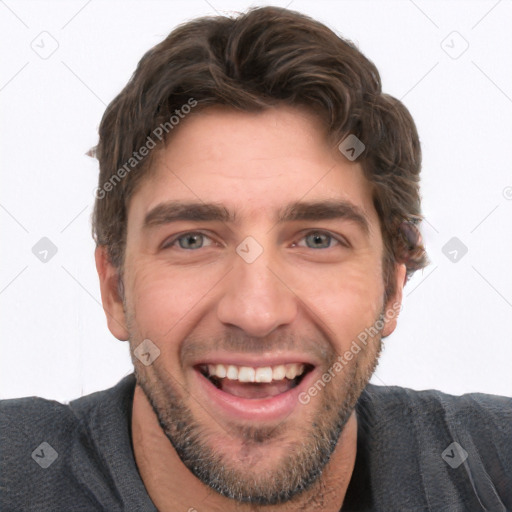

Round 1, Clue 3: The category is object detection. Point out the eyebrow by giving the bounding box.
[143,201,234,228]
[277,200,370,235]
[143,199,370,235]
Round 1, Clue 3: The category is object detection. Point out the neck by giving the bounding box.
[131,384,357,512]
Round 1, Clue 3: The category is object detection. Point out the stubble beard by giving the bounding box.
[129,317,384,505]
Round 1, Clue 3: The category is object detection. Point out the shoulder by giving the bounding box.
[365,385,512,442]
[1,393,77,428]
[360,384,512,462]
[357,384,512,510]
[0,379,128,447]
[0,393,95,510]
[0,375,137,511]
[363,383,512,433]
[0,393,84,459]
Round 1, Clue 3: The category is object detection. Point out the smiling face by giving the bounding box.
[98,105,405,505]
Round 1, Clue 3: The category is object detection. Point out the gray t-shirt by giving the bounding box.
[1,374,511,511]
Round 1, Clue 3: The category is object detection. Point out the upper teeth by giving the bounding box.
[206,363,306,383]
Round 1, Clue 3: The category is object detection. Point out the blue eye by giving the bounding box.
[174,233,212,250]
[298,232,339,249]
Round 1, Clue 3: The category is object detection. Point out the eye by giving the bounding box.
[164,232,213,250]
[296,231,343,249]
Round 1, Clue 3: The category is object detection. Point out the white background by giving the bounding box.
[1,0,511,402]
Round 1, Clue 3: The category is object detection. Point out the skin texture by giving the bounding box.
[96,105,406,511]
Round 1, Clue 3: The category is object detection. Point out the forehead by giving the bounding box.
[128,105,379,230]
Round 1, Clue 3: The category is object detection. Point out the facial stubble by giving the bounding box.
[129,315,384,506]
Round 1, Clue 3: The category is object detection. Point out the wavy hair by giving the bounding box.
[92,6,428,301]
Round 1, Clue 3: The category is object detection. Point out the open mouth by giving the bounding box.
[197,362,314,399]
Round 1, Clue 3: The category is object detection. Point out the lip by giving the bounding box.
[192,363,318,423]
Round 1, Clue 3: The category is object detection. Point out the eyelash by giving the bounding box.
[294,231,349,249]
[162,230,350,250]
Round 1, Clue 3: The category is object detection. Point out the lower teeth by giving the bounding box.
[207,375,302,391]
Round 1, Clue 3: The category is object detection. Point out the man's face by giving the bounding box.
[115,106,402,504]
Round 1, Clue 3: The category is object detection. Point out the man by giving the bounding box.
[1,6,510,511]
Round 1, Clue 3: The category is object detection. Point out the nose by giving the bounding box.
[216,248,298,338]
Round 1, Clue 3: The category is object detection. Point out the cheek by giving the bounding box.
[292,258,385,346]
[126,261,220,342]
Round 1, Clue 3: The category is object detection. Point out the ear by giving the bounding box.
[95,246,129,341]
[381,263,406,338]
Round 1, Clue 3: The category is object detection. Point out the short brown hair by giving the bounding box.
[92,6,427,301]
